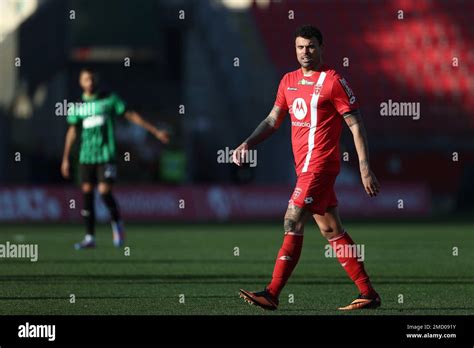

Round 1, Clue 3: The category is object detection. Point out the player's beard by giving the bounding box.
[299,56,321,70]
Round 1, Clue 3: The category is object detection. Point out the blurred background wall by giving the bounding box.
[0,0,473,220]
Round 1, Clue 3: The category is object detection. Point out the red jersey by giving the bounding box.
[274,65,359,175]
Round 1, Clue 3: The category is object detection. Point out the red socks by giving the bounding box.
[266,230,375,300]
[329,231,376,296]
[267,233,303,298]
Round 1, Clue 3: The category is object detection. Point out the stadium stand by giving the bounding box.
[251,0,474,134]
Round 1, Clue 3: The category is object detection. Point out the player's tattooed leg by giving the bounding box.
[284,204,311,234]
[258,204,311,301]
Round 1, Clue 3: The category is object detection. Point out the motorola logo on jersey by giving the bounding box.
[291,98,307,120]
[291,121,311,128]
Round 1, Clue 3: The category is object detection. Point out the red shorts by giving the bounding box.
[289,172,338,215]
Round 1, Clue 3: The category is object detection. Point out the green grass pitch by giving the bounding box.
[0,221,473,315]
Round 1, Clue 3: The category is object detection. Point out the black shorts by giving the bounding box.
[79,163,117,184]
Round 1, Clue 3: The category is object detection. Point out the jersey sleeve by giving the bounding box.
[330,76,359,115]
[112,94,127,116]
[274,75,289,110]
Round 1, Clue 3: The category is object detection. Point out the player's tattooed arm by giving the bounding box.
[244,105,286,148]
[343,110,370,171]
[232,106,286,166]
[61,125,77,179]
[343,109,380,197]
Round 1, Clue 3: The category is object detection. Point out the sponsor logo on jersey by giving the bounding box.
[291,121,311,128]
[287,87,298,91]
[82,115,105,129]
[297,79,315,86]
[291,98,307,120]
[339,78,356,104]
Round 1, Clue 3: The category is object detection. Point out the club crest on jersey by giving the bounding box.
[313,84,323,95]
[291,98,307,120]
[297,79,315,86]
[292,187,302,200]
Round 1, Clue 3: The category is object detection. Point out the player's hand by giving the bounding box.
[361,169,380,197]
[232,142,249,166]
[61,159,70,179]
[154,129,170,144]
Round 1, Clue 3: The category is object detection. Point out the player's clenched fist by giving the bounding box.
[232,143,249,166]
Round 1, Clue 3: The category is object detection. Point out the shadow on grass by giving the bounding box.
[0,295,236,302]
[0,258,286,265]
[0,296,148,300]
[1,274,474,285]
[283,307,474,312]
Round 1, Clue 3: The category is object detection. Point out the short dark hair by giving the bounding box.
[294,25,323,45]
[80,67,96,76]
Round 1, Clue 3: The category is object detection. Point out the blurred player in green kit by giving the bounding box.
[61,68,170,249]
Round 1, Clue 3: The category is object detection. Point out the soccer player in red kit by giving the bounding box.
[233,25,381,311]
